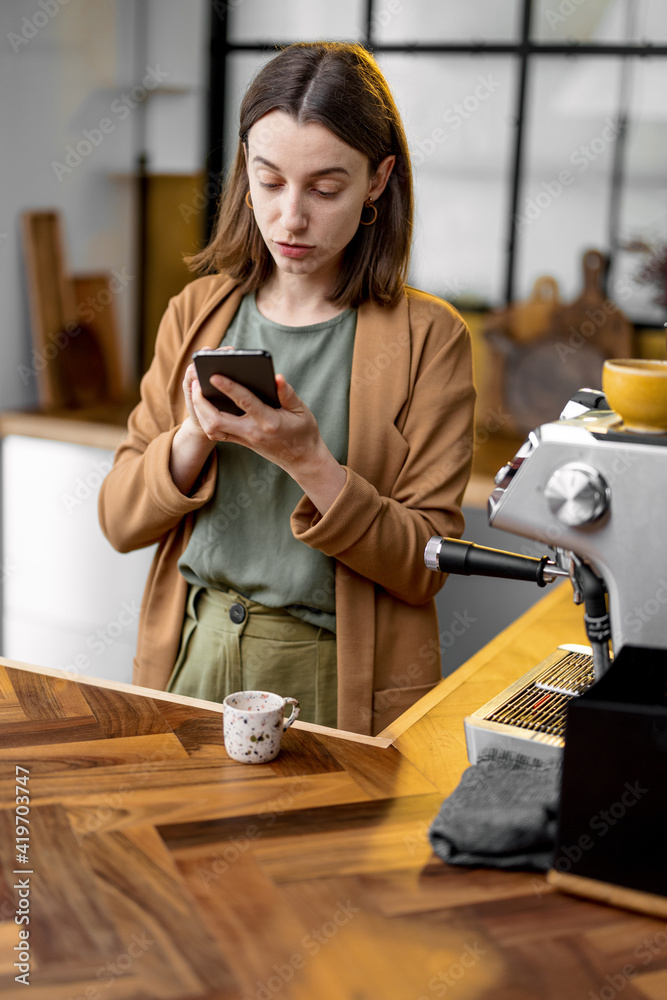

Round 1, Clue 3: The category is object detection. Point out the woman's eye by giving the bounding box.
[257,181,337,197]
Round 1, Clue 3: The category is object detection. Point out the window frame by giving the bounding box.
[205,0,667,320]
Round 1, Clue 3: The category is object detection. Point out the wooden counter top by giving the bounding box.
[0,408,133,452]
[0,583,665,999]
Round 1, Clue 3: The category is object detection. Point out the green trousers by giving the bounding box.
[167,585,338,727]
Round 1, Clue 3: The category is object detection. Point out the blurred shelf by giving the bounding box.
[0,396,139,450]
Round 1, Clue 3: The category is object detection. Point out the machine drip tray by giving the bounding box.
[464,644,595,763]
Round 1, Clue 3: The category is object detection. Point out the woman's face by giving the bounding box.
[245,110,394,287]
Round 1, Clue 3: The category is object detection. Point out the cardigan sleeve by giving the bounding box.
[291,313,476,606]
[98,296,218,554]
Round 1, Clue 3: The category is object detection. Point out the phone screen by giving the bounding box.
[193,349,280,416]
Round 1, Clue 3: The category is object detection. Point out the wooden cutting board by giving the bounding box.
[72,272,124,402]
[50,322,110,409]
[21,211,77,408]
[498,274,561,342]
[549,248,633,360]
[482,249,635,435]
[21,211,115,409]
[501,335,607,433]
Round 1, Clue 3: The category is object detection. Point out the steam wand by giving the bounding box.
[424,537,612,680]
[424,537,570,587]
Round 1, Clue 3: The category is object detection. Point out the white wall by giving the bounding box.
[0,0,208,411]
[2,435,156,683]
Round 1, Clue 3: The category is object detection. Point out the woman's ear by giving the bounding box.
[368,154,396,201]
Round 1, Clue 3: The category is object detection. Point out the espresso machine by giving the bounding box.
[425,387,667,915]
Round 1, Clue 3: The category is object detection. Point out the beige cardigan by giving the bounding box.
[98,275,475,735]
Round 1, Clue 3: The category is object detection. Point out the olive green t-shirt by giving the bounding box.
[178,293,357,632]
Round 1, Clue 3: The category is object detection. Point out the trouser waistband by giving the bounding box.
[186,585,334,642]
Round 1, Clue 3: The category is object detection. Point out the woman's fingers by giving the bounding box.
[183,361,196,387]
[182,364,202,427]
[208,372,299,413]
[274,373,303,412]
[192,372,320,469]
[209,374,257,417]
[191,378,234,436]
[184,345,216,401]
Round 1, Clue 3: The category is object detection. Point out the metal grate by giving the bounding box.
[535,650,595,697]
[484,650,595,740]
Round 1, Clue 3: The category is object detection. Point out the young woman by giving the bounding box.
[99,41,476,736]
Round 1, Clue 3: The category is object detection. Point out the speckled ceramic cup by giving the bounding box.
[223,690,300,764]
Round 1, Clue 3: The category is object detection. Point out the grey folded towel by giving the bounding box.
[429,748,562,871]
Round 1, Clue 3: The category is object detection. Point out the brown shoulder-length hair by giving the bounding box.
[186,42,413,309]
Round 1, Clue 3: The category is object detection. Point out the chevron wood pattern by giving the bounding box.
[0,587,665,1000]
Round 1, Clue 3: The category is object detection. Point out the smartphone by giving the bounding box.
[193,348,280,416]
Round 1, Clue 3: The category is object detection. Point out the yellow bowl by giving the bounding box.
[602,359,667,433]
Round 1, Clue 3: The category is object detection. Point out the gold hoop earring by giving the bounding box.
[360,197,377,226]
[245,190,253,210]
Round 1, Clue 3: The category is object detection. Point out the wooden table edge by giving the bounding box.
[0,656,393,748]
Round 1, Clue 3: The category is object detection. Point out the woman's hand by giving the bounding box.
[181,346,218,438]
[192,371,347,514]
[168,346,220,495]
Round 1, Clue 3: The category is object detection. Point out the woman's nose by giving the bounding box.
[280,189,307,232]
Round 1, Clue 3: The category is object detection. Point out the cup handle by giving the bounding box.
[282,697,300,731]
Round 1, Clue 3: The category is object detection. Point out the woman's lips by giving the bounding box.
[275,242,314,259]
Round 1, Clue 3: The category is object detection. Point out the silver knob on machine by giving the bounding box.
[544,462,609,527]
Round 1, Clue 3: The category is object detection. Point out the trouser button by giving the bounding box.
[229,602,247,624]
